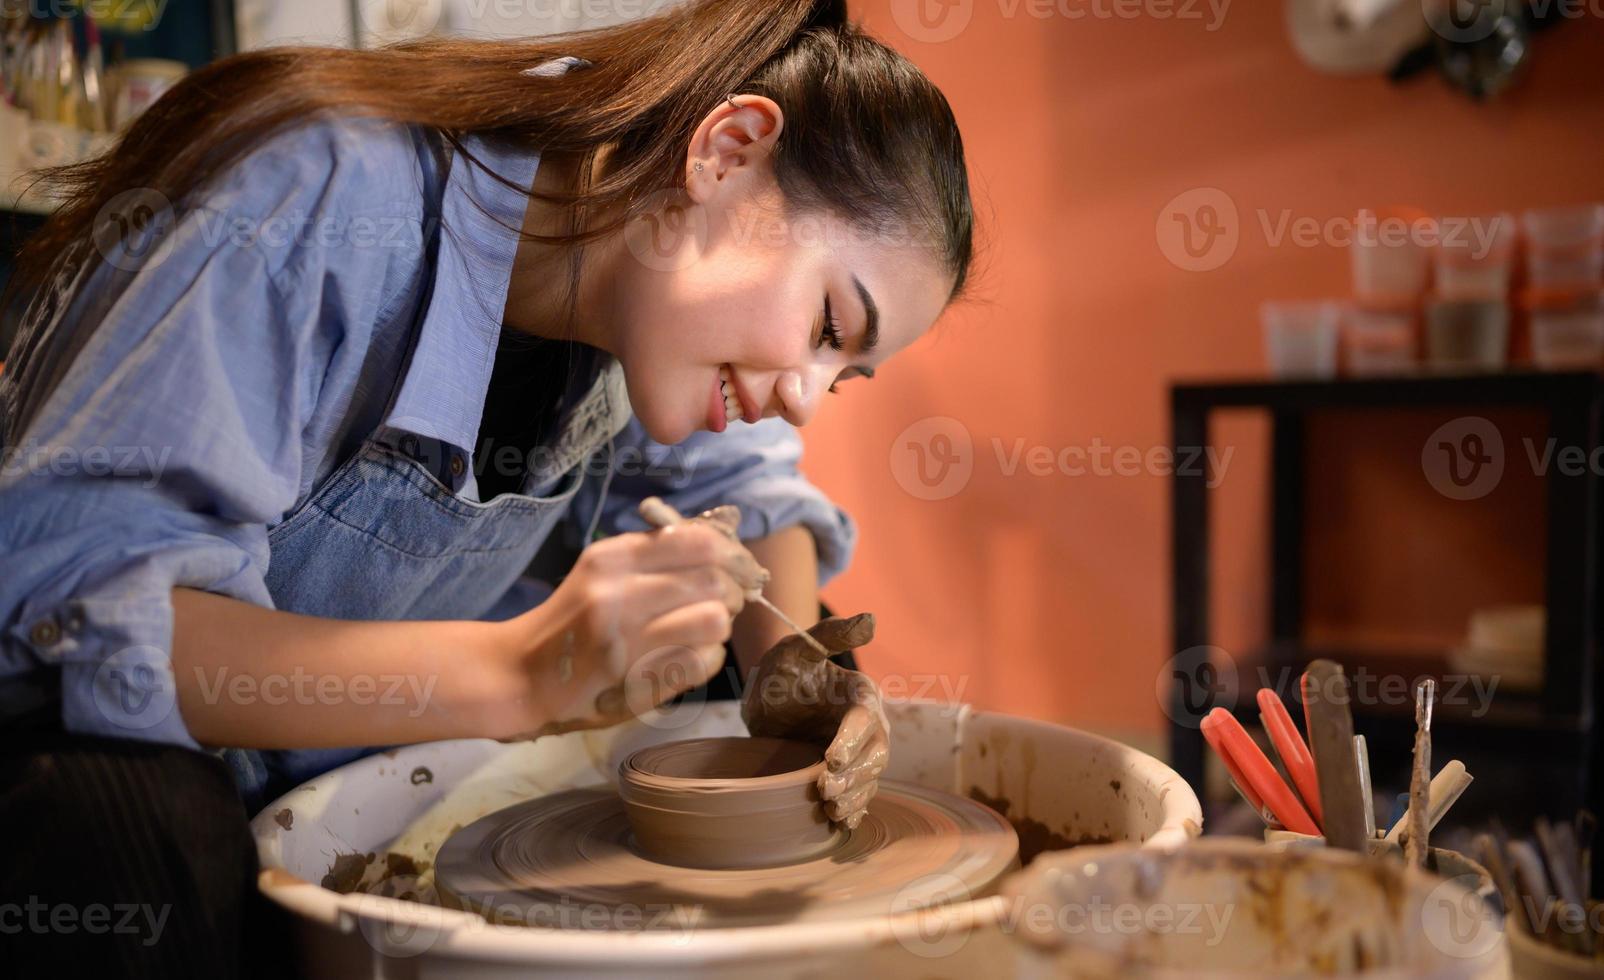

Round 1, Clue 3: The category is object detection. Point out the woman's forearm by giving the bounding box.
[171,588,529,749]
[731,524,820,676]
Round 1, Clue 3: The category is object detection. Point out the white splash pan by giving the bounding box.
[252,699,1203,979]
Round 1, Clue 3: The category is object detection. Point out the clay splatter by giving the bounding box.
[410,766,433,786]
[322,852,375,894]
[969,786,1113,865]
[273,808,293,831]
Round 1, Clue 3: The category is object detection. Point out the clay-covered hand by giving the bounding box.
[496,501,767,742]
[741,614,887,829]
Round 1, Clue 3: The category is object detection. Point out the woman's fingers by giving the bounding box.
[819,733,888,800]
[827,781,879,827]
[625,523,767,591]
[806,613,876,654]
[824,702,878,773]
[619,568,746,624]
[635,598,734,656]
[594,642,725,720]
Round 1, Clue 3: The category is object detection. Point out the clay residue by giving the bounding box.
[321,850,433,896]
[322,851,375,894]
[410,766,433,785]
[273,808,293,830]
[969,786,1112,865]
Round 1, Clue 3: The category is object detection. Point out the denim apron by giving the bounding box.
[224,323,632,812]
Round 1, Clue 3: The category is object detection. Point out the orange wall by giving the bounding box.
[804,2,1604,742]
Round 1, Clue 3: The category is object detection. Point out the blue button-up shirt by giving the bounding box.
[0,101,856,752]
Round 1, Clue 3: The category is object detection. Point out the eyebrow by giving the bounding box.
[852,274,880,356]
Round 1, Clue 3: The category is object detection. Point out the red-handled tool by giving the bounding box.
[1202,707,1321,836]
[1257,687,1324,830]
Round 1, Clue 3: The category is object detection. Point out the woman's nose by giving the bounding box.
[774,367,833,427]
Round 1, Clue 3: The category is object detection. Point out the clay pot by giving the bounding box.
[618,736,842,870]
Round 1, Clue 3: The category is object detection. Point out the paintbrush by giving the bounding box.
[637,497,831,657]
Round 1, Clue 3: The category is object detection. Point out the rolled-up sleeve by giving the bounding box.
[0,213,333,747]
[573,416,858,585]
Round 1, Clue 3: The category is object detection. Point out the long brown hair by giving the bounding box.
[10,0,972,331]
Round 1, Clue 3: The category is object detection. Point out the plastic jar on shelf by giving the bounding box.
[1425,298,1509,372]
[1523,287,1604,370]
[1435,212,1517,300]
[1341,297,1418,376]
[1262,301,1340,379]
[1522,203,1604,289]
[1351,207,1433,298]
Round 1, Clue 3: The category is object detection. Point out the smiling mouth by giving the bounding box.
[718,365,759,425]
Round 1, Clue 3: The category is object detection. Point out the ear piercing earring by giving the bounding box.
[693,162,705,173]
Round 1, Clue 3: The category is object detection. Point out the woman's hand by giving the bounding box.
[740,614,888,829]
[495,504,767,740]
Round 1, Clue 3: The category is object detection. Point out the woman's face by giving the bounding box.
[603,97,953,446]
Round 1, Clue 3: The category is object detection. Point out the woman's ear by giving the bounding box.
[685,94,784,207]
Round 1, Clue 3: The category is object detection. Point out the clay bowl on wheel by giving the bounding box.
[618,736,843,870]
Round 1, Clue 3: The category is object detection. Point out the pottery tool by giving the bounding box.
[1201,707,1319,835]
[434,778,1019,930]
[1301,661,1367,852]
[1476,832,1532,934]
[637,496,829,657]
[1405,679,1434,867]
[1354,734,1376,841]
[1384,760,1471,845]
[1257,688,1323,829]
[1507,839,1554,938]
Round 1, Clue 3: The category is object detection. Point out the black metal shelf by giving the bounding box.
[1169,370,1604,824]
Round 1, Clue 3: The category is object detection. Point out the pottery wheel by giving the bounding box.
[436,780,1020,930]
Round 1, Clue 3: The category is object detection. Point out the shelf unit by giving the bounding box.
[1168,371,1604,819]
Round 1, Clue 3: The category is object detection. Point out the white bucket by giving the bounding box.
[1003,839,1509,979]
[251,700,1201,979]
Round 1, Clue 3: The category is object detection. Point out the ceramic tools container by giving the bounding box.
[617,737,840,870]
[1005,839,1507,979]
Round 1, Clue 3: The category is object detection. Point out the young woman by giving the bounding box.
[0,0,971,973]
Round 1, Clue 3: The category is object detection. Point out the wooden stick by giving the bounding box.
[1406,679,1434,868]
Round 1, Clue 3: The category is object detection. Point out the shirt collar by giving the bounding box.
[384,131,540,455]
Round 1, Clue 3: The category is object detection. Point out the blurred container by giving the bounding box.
[1005,840,1506,979]
[1506,919,1604,979]
[1343,299,1417,376]
[1263,301,1339,379]
[1528,246,1604,289]
[1522,203,1604,251]
[1427,298,1509,372]
[107,59,187,130]
[1352,207,1434,298]
[1524,288,1604,370]
[1437,213,1517,300]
